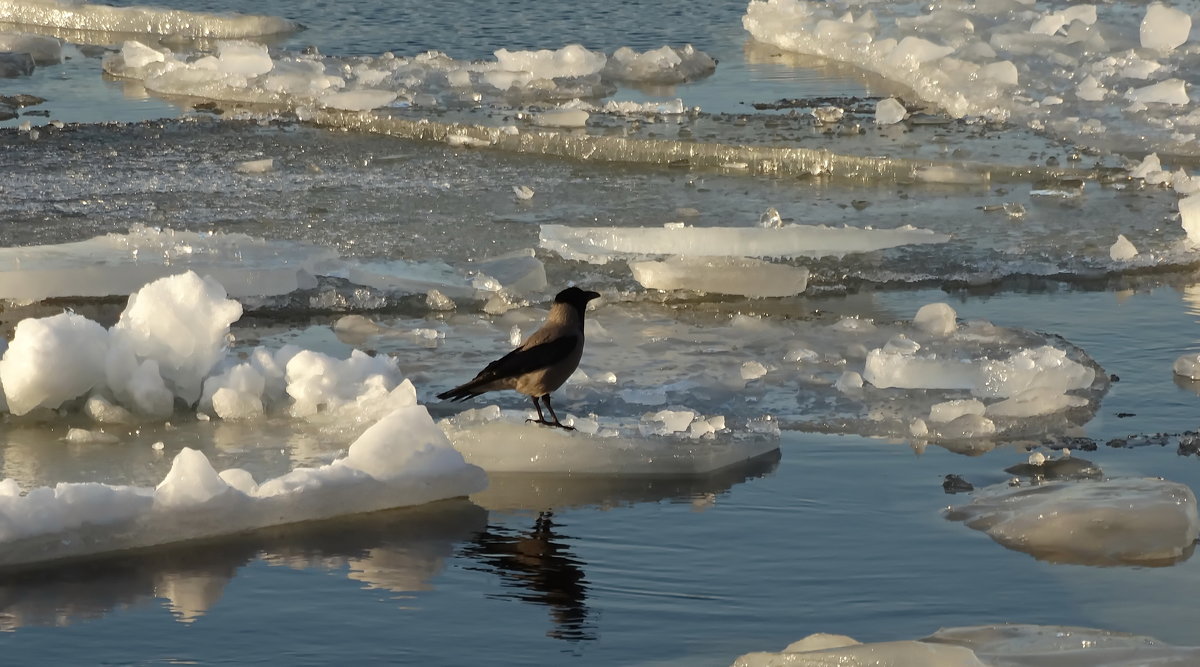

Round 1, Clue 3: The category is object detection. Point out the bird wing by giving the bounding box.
[475,334,579,384]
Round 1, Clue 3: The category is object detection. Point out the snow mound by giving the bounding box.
[439,405,779,474]
[945,478,1200,565]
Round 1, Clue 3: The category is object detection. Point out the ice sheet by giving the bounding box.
[540,222,950,264]
[629,256,809,298]
[439,405,779,474]
[0,406,486,568]
[945,478,1200,566]
[0,0,298,38]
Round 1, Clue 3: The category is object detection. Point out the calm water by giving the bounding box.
[3,0,1200,663]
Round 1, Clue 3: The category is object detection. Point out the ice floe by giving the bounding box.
[743,0,1200,156]
[945,478,1200,566]
[439,405,779,475]
[0,406,486,568]
[629,256,809,298]
[539,221,950,264]
[0,0,300,38]
[733,624,1200,666]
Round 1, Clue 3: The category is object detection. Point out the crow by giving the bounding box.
[437,286,601,429]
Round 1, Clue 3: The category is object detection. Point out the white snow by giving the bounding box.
[540,222,950,264]
[0,409,486,567]
[439,406,778,474]
[946,478,1200,565]
[629,256,809,297]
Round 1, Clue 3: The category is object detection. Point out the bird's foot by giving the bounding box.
[525,418,576,431]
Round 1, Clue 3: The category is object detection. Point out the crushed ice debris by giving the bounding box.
[0,409,486,568]
[732,625,1200,666]
[946,478,1199,566]
[438,405,777,474]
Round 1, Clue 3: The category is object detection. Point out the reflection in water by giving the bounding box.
[463,512,593,642]
[0,498,485,630]
[458,451,781,642]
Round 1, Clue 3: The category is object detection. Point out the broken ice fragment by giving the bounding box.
[1141,3,1193,52]
[629,256,809,298]
[874,97,906,125]
[1109,234,1138,261]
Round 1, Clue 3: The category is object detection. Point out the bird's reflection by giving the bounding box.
[462,511,593,641]
[0,498,486,631]
[457,450,782,642]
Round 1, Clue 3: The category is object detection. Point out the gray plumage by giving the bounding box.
[437,286,601,429]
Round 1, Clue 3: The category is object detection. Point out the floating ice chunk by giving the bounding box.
[602,44,716,84]
[874,97,906,125]
[110,272,242,406]
[1125,78,1189,105]
[914,165,989,185]
[1182,194,1200,244]
[426,289,456,311]
[1141,3,1193,52]
[1172,352,1200,380]
[736,625,1200,667]
[512,185,535,200]
[348,259,475,300]
[65,428,119,444]
[441,407,777,474]
[319,89,397,111]
[533,108,589,128]
[0,50,33,77]
[629,256,809,298]
[985,387,1088,417]
[493,44,606,80]
[759,207,783,229]
[733,636,983,667]
[891,36,954,64]
[913,302,957,337]
[946,478,1200,565]
[741,361,770,381]
[341,405,469,481]
[0,312,108,416]
[976,346,1095,399]
[1076,74,1107,101]
[1030,13,1067,36]
[469,248,547,295]
[1130,152,1163,179]
[928,399,985,423]
[980,60,1018,86]
[201,363,267,420]
[0,31,61,64]
[235,158,274,174]
[540,223,950,264]
[0,226,336,301]
[835,371,863,393]
[1109,234,1138,261]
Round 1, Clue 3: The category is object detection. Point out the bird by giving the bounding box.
[436,286,601,430]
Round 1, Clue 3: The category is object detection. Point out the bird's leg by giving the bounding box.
[526,395,550,426]
[542,395,575,431]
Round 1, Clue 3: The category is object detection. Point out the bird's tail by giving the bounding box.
[436,382,482,402]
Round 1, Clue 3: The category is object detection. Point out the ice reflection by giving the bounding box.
[0,498,485,630]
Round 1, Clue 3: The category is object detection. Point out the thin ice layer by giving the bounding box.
[0,225,334,301]
[439,405,779,474]
[540,222,950,264]
[0,406,486,567]
[945,478,1200,566]
[0,0,298,38]
[629,256,809,297]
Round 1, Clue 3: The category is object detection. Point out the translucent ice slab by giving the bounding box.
[540,222,950,264]
[0,226,336,301]
[945,478,1200,566]
[629,256,809,297]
